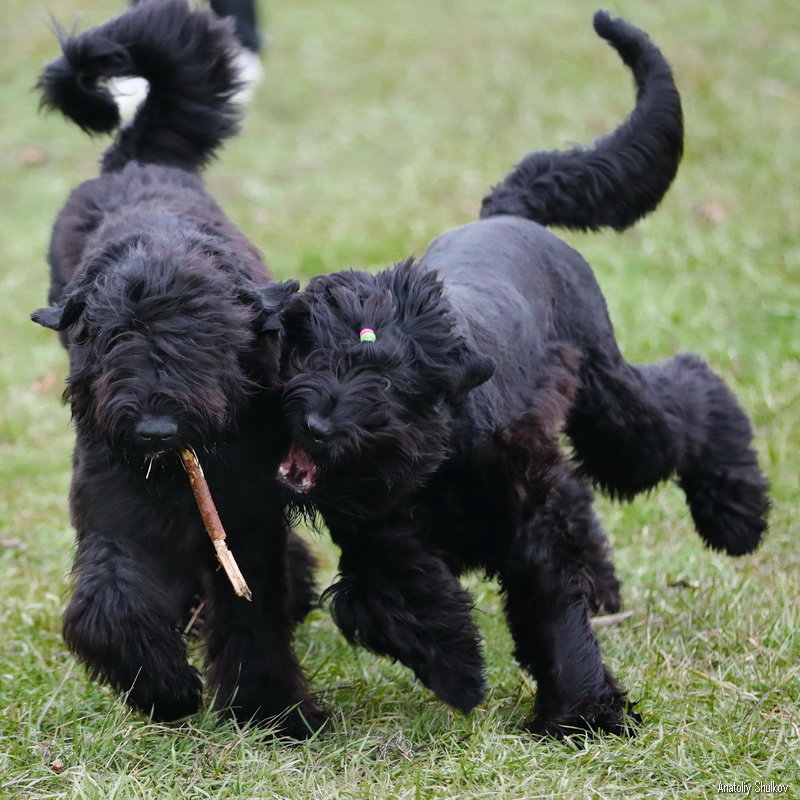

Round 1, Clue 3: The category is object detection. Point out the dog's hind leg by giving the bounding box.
[63,532,202,721]
[641,354,769,555]
[325,523,486,713]
[202,514,327,739]
[566,350,768,555]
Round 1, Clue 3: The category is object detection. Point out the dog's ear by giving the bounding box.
[446,350,495,398]
[239,278,300,333]
[30,252,114,332]
[31,285,90,331]
[382,259,494,398]
[259,279,301,332]
[280,290,319,357]
[30,306,63,331]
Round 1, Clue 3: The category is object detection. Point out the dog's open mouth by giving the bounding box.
[278,444,319,493]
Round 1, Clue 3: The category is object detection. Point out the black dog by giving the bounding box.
[276,11,769,736]
[33,0,326,737]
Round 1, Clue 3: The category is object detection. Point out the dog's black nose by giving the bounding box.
[135,414,179,446]
[305,413,333,442]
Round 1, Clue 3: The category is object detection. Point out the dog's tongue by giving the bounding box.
[278,444,318,493]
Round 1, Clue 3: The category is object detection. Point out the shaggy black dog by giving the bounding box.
[33,0,326,737]
[276,12,769,736]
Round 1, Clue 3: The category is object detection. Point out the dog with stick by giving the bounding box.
[276,12,769,735]
[33,0,325,736]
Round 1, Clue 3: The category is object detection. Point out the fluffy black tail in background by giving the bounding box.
[37,0,241,173]
[481,10,683,231]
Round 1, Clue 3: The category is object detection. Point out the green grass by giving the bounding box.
[1,0,798,797]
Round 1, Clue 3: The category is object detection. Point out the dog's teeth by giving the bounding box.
[278,465,289,478]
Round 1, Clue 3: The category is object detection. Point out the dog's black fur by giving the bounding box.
[276,11,769,735]
[33,0,326,737]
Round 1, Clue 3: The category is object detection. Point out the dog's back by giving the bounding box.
[423,11,766,556]
[45,162,266,312]
[421,216,618,423]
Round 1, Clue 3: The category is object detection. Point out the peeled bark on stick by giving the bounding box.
[179,447,253,601]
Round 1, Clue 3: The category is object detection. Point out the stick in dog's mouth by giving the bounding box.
[179,447,252,601]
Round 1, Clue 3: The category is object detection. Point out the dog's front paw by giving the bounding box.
[328,565,487,712]
[275,701,330,740]
[525,697,641,738]
[220,693,329,739]
[127,666,203,722]
[415,652,487,713]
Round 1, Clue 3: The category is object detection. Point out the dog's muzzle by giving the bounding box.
[278,444,319,493]
[134,413,180,452]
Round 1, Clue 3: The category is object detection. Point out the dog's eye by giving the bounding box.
[383,377,392,391]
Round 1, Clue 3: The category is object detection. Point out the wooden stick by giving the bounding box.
[590,609,634,628]
[179,447,252,601]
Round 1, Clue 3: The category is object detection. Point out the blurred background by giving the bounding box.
[1,0,797,796]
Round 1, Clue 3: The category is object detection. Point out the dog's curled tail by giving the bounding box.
[37,0,241,172]
[480,10,683,232]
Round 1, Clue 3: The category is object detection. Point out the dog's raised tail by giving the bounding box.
[37,0,241,172]
[480,10,683,232]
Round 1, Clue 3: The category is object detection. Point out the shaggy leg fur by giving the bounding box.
[502,344,622,614]
[567,351,768,555]
[203,514,326,738]
[644,354,770,555]
[64,534,202,721]
[286,531,318,623]
[494,416,636,736]
[325,525,486,713]
[552,468,621,614]
[499,526,635,737]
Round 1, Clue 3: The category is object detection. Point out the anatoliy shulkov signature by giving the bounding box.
[717,780,789,795]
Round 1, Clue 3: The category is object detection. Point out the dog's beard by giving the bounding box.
[137,448,181,482]
[276,421,453,523]
[279,357,457,516]
[73,396,229,481]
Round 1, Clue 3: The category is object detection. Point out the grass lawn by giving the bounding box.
[1,0,798,797]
